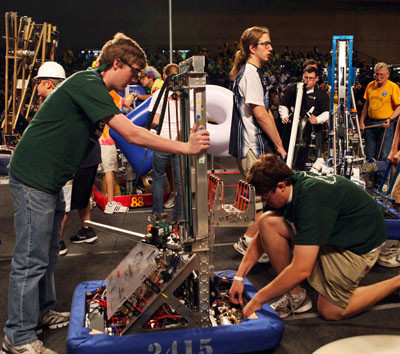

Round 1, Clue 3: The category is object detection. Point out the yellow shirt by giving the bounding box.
[151,79,164,94]
[364,80,400,119]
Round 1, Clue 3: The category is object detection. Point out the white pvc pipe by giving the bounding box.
[286,82,304,168]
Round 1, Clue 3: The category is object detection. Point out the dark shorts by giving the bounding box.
[70,164,98,210]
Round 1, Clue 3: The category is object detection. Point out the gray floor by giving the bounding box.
[0,169,400,354]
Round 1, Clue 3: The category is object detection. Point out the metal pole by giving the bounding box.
[169,0,173,63]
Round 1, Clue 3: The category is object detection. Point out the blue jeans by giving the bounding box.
[152,152,183,221]
[5,175,64,345]
[364,118,396,161]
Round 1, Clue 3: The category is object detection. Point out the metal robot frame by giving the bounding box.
[328,35,365,178]
[86,56,256,334]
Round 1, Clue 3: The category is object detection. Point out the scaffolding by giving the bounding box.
[2,11,59,134]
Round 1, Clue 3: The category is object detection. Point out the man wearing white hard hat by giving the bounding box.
[34,61,66,98]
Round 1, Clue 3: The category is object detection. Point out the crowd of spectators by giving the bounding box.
[41,43,389,91]
[1,42,400,130]
[41,43,400,99]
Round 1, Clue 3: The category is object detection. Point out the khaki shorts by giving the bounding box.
[238,149,263,211]
[238,149,259,177]
[308,245,381,309]
[99,144,118,173]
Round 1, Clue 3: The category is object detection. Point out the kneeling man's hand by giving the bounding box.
[229,280,244,305]
[242,297,261,319]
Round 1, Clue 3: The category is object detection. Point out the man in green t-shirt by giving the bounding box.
[2,33,210,354]
[229,154,400,321]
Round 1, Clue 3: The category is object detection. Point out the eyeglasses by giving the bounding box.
[256,41,272,49]
[121,59,142,79]
[303,76,317,81]
[374,73,387,77]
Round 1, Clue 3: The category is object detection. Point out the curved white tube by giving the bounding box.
[203,84,233,157]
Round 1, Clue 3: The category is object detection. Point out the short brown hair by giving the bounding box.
[247,154,294,195]
[303,66,318,76]
[303,59,318,70]
[98,32,147,70]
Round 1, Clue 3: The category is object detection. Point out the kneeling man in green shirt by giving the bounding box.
[230,153,399,320]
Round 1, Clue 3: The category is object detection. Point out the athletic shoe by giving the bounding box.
[59,240,68,256]
[233,236,270,263]
[270,288,312,319]
[163,194,175,209]
[35,310,70,335]
[1,336,56,354]
[104,201,128,214]
[70,227,97,244]
[377,247,400,268]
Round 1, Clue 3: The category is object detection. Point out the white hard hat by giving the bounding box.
[35,61,66,80]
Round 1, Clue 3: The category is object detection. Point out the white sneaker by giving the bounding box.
[270,288,312,319]
[104,201,128,214]
[163,193,175,209]
[1,335,56,354]
[377,247,400,267]
[233,236,270,263]
[36,310,70,334]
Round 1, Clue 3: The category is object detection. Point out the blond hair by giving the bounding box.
[98,32,147,70]
[374,62,389,73]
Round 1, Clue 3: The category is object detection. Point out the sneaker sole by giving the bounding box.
[36,320,69,334]
[377,260,400,268]
[280,298,313,319]
[233,243,246,256]
[59,249,68,256]
[70,236,98,244]
[104,210,128,214]
[48,320,69,329]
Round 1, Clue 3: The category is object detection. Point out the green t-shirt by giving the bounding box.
[9,69,121,193]
[283,172,387,255]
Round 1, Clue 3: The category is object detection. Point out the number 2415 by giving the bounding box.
[148,338,212,354]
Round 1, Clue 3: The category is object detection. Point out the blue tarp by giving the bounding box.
[67,270,284,354]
